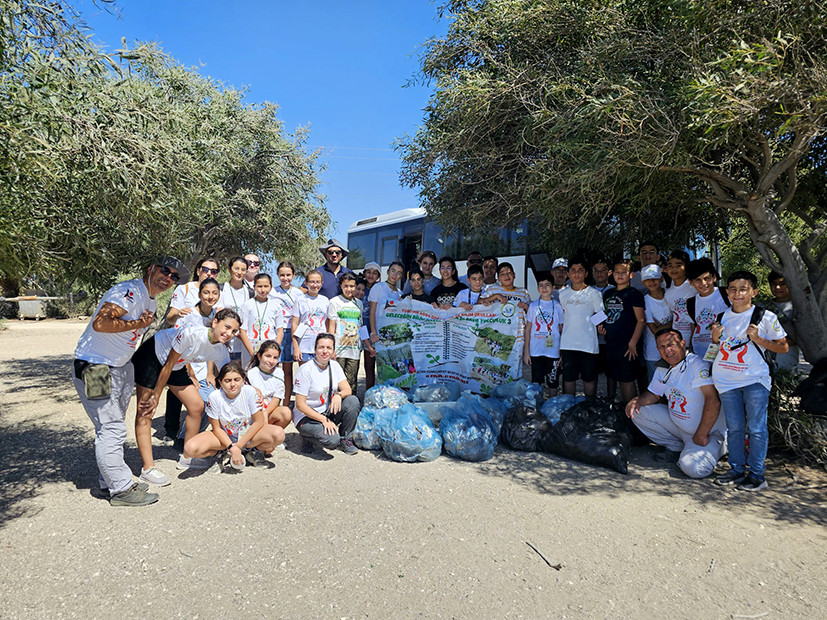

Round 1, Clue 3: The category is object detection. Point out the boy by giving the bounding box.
[640,264,672,382]
[551,257,569,300]
[592,258,614,296]
[326,272,366,392]
[559,258,604,398]
[631,241,660,292]
[402,267,435,304]
[524,274,564,396]
[686,257,730,356]
[592,257,615,397]
[766,271,800,371]
[602,259,646,404]
[482,256,499,286]
[711,271,788,491]
[454,265,487,309]
[664,249,696,343]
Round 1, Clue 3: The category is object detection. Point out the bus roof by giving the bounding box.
[347,207,426,232]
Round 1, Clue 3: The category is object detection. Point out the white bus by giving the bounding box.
[346,207,550,297]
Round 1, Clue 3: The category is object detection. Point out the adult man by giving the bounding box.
[631,241,660,292]
[550,257,568,301]
[74,257,187,506]
[243,253,261,296]
[458,250,484,286]
[316,238,352,300]
[625,328,726,479]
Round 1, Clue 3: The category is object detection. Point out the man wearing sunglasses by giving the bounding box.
[459,250,484,286]
[243,253,262,296]
[314,239,353,300]
[74,256,188,507]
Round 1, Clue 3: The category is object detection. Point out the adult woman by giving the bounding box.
[293,333,361,456]
[430,256,468,309]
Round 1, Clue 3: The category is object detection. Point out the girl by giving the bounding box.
[239,273,284,368]
[166,257,219,325]
[164,278,221,443]
[361,262,381,389]
[291,269,329,364]
[247,340,292,429]
[217,257,252,362]
[133,309,241,483]
[431,256,468,309]
[183,361,285,469]
[369,260,404,346]
[401,266,434,304]
[270,261,303,404]
[293,333,361,456]
[401,250,439,295]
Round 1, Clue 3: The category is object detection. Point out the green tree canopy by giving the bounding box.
[401,0,827,361]
[0,0,329,293]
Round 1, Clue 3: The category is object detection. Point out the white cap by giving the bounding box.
[364,261,380,272]
[641,264,662,280]
[552,257,568,270]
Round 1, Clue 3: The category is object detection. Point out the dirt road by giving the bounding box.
[0,320,824,619]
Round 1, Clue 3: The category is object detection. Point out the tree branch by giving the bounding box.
[758,125,819,195]
[773,169,797,214]
[659,165,750,199]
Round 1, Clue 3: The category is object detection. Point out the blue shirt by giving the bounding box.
[317,263,352,300]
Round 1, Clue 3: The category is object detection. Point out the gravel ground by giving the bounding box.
[0,319,825,619]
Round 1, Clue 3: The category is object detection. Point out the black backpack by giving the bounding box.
[687,286,730,323]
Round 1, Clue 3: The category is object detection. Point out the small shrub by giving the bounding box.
[768,369,827,467]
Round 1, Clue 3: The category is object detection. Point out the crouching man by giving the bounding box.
[625,328,726,478]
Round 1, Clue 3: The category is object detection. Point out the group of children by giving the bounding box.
[133,245,792,492]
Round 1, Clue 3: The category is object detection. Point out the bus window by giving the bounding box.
[347,230,376,270]
[381,236,399,265]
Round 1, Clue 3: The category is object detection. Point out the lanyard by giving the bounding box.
[255,299,269,327]
[228,284,242,311]
[662,358,687,384]
[280,286,294,304]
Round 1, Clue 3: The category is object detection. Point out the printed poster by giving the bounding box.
[374,298,523,394]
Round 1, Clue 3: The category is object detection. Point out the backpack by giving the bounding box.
[714,304,777,377]
[687,286,730,323]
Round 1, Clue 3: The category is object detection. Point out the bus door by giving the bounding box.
[401,233,422,276]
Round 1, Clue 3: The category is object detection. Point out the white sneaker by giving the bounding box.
[176,456,192,470]
[177,455,212,470]
[161,435,176,446]
[139,467,171,486]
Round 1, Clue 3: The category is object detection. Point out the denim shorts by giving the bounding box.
[279,328,294,363]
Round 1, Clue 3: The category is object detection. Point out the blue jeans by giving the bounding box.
[718,383,770,479]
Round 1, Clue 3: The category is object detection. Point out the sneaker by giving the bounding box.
[139,467,171,486]
[176,456,192,470]
[101,481,149,495]
[244,449,265,467]
[653,449,681,463]
[737,473,768,492]
[715,469,747,486]
[338,437,358,455]
[110,483,159,507]
[161,435,176,447]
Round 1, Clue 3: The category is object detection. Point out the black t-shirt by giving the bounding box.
[431,282,468,307]
[402,292,435,304]
[603,286,645,346]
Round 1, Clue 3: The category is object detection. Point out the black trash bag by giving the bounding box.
[539,400,633,474]
[794,358,827,418]
[500,405,550,452]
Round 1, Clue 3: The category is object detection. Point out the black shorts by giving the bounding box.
[530,356,559,389]
[604,344,640,383]
[596,343,608,374]
[561,350,599,383]
[132,336,192,389]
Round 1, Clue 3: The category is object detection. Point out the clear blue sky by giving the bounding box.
[74,0,447,238]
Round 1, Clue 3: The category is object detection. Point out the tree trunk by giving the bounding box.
[746,199,827,364]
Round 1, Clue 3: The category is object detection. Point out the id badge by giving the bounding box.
[703,343,719,363]
[545,335,555,348]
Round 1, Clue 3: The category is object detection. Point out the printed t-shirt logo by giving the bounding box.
[695,307,716,333]
[672,297,687,322]
[667,387,688,417]
[719,336,748,363]
[124,289,135,304]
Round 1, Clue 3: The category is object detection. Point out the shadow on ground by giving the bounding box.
[467,444,826,527]
[0,354,77,404]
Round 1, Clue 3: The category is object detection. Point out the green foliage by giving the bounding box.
[0,1,329,295]
[769,370,827,466]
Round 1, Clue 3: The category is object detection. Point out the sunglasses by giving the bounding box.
[246,260,261,268]
[201,266,219,275]
[158,266,181,282]
[468,259,483,265]
[327,250,342,256]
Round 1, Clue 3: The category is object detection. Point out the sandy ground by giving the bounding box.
[0,319,825,619]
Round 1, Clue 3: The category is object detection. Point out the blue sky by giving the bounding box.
[74,0,447,238]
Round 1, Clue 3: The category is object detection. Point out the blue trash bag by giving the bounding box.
[377,403,442,462]
[540,395,587,425]
[413,382,461,403]
[491,379,543,410]
[364,384,409,409]
[352,406,394,451]
[457,391,508,436]
[440,405,498,462]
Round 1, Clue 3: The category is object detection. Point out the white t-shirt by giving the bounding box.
[270,285,304,329]
[643,294,672,361]
[174,306,216,380]
[526,299,564,358]
[153,325,231,372]
[712,307,786,393]
[327,295,364,360]
[217,282,249,314]
[291,294,330,353]
[169,282,200,310]
[206,384,260,441]
[241,297,284,348]
[559,286,604,354]
[247,366,285,405]
[690,289,730,354]
[368,282,402,310]
[292,360,347,425]
[75,278,157,367]
[453,288,484,307]
[665,280,696,343]
[651,353,725,436]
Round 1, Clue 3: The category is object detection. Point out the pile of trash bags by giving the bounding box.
[439,392,506,462]
[491,379,543,410]
[541,395,586,425]
[412,382,461,403]
[363,384,409,409]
